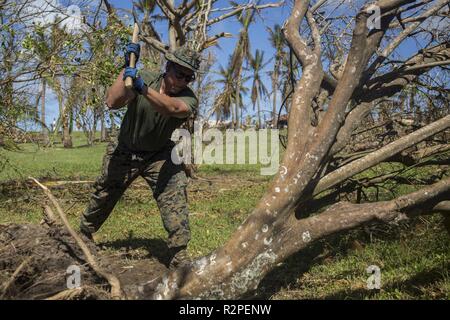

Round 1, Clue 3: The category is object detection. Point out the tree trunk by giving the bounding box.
[168,0,180,50]
[92,111,98,145]
[109,113,117,137]
[61,104,73,148]
[100,110,107,142]
[69,108,74,134]
[235,77,240,129]
[272,62,280,128]
[240,103,244,128]
[257,95,262,129]
[40,79,50,146]
[62,120,72,148]
[235,102,240,129]
[231,101,236,129]
[235,67,243,129]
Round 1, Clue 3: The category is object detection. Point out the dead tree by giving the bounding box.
[145,0,450,299]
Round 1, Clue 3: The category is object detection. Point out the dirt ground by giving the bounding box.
[0,222,172,299]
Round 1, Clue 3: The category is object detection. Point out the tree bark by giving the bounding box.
[61,106,73,148]
[100,110,107,142]
[40,79,50,146]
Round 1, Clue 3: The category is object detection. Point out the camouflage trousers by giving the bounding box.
[80,139,190,248]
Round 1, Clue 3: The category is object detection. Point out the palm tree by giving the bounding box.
[38,78,50,146]
[249,49,269,129]
[214,62,249,122]
[267,24,285,128]
[49,25,74,148]
[48,76,73,148]
[31,21,82,148]
[31,27,53,146]
[229,3,258,128]
[213,65,234,121]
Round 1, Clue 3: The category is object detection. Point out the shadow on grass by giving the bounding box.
[100,237,172,266]
[321,264,449,299]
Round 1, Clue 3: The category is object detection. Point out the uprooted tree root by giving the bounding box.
[0,223,167,300]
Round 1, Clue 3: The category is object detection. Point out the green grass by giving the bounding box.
[1,132,448,300]
[0,130,283,181]
[0,132,106,181]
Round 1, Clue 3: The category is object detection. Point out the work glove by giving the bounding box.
[123,67,145,94]
[124,43,140,67]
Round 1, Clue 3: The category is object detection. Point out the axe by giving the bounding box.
[124,22,140,89]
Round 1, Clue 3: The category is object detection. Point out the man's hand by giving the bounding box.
[124,43,140,67]
[123,67,145,94]
[120,67,190,118]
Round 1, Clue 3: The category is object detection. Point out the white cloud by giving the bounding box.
[21,0,87,34]
[59,4,87,33]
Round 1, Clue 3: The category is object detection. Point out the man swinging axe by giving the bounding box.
[80,23,201,269]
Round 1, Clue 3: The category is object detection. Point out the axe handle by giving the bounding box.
[125,23,140,89]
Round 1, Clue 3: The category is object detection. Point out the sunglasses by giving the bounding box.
[173,67,196,83]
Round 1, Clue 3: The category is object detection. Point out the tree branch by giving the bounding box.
[157,0,177,18]
[281,1,323,159]
[311,115,450,197]
[179,0,199,16]
[276,176,450,266]
[198,32,232,51]
[359,43,450,102]
[329,102,373,156]
[141,36,170,54]
[29,177,123,299]
[206,1,284,26]
[363,0,449,81]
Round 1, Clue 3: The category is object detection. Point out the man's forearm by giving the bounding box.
[140,85,190,118]
[105,69,136,109]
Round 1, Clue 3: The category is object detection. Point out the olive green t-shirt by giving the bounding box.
[118,70,198,152]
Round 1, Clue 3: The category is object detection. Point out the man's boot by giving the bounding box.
[169,246,190,269]
[80,226,95,243]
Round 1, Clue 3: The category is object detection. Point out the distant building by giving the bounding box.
[50,118,56,132]
[266,114,288,128]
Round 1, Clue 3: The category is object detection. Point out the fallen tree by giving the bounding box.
[144,0,450,299]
